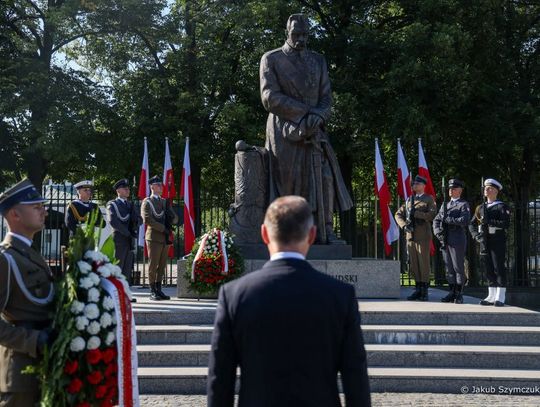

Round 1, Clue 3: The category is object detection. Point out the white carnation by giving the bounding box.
[87,287,100,303]
[89,272,101,285]
[83,303,100,320]
[105,331,115,346]
[102,296,115,311]
[111,312,117,325]
[87,320,101,335]
[87,336,101,350]
[75,316,89,331]
[70,300,84,314]
[79,277,95,289]
[100,312,113,328]
[77,260,92,275]
[84,250,108,263]
[70,336,85,352]
[109,264,122,277]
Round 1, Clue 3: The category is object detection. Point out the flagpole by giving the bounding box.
[374,138,378,259]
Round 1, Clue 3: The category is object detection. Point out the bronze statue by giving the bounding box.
[259,13,353,243]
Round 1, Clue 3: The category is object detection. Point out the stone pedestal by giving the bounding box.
[177,258,400,299]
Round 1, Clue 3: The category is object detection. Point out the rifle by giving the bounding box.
[441,177,448,249]
[480,177,489,254]
[405,194,415,241]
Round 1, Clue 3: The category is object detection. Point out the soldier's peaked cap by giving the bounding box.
[412,175,427,185]
[484,178,502,191]
[0,178,47,214]
[113,179,129,190]
[448,178,464,188]
[74,180,94,189]
[148,176,162,185]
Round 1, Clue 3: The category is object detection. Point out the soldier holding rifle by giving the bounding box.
[395,175,436,301]
[469,178,510,306]
[433,178,470,304]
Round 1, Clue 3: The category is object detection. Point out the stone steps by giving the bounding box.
[136,343,540,370]
[137,366,540,394]
[136,324,540,346]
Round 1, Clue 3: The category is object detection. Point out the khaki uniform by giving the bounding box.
[141,196,178,284]
[395,194,437,282]
[0,234,54,406]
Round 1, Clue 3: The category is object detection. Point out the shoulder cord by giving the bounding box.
[69,202,88,222]
[1,251,53,305]
[145,199,164,219]
[0,250,11,312]
[108,201,130,222]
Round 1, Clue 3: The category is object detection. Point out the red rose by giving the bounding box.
[95,384,108,399]
[75,403,91,407]
[86,349,102,365]
[64,359,78,375]
[66,378,83,394]
[104,363,115,378]
[106,384,118,400]
[87,370,103,385]
[100,400,113,407]
[105,375,117,388]
[102,348,115,364]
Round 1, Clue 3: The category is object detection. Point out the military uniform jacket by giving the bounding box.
[0,234,54,392]
[65,199,103,236]
[107,198,140,239]
[141,196,178,243]
[469,201,510,242]
[395,194,437,242]
[433,198,471,245]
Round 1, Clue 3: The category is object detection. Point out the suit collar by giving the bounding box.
[262,257,313,271]
[2,233,50,271]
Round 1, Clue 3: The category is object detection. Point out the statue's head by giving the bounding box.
[286,14,309,51]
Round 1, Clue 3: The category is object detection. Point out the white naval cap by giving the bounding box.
[74,180,94,189]
[484,178,502,191]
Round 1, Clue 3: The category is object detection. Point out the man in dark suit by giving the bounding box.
[207,195,371,407]
[107,178,141,289]
[65,180,104,238]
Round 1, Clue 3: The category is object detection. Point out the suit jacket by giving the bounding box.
[107,198,141,240]
[0,234,54,392]
[433,198,471,246]
[141,196,178,243]
[207,258,371,407]
[395,194,437,242]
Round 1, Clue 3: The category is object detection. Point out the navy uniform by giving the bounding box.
[141,176,178,301]
[65,180,104,238]
[0,179,54,407]
[395,175,437,301]
[433,179,471,303]
[469,178,510,306]
[106,179,141,288]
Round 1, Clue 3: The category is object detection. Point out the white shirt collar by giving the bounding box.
[74,199,90,207]
[270,251,306,261]
[117,197,127,203]
[150,194,161,199]
[487,200,501,207]
[451,197,459,202]
[7,232,32,247]
[416,193,424,197]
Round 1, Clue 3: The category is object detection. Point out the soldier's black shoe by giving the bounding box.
[156,282,171,300]
[149,283,162,301]
[454,294,463,304]
[494,301,505,307]
[454,284,464,304]
[131,298,137,303]
[419,283,429,302]
[441,285,455,303]
[407,284,421,301]
[480,300,494,306]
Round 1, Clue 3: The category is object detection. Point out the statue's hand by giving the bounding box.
[305,113,323,130]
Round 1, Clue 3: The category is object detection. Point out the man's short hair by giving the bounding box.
[286,14,309,32]
[264,196,313,245]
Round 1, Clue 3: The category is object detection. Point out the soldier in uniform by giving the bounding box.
[107,179,141,293]
[469,178,510,306]
[65,180,104,238]
[395,175,437,301]
[433,179,471,304]
[141,176,178,301]
[0,179,54,406]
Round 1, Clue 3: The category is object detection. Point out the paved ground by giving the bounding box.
[139,393,540,406]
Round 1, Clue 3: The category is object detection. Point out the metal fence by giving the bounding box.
[0,182,538,289]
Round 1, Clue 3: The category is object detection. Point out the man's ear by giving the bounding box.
[261,224,271,245]
[307,225,317,245]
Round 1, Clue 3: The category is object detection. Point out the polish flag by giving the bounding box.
[374,139,399,256]
[397,139,412,201]
[162,137,176,257]
[137,137,150,248]
[418,138,436,255]
[181,137,195,255]
[418,138,436,198]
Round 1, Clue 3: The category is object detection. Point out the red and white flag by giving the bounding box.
[137,137,150,248]
[162,137,176,257]
[418,138,436,255]
[418,138,436,198]
[397,139,412,201]
[181,137,195,255]
[374,139,399,255]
